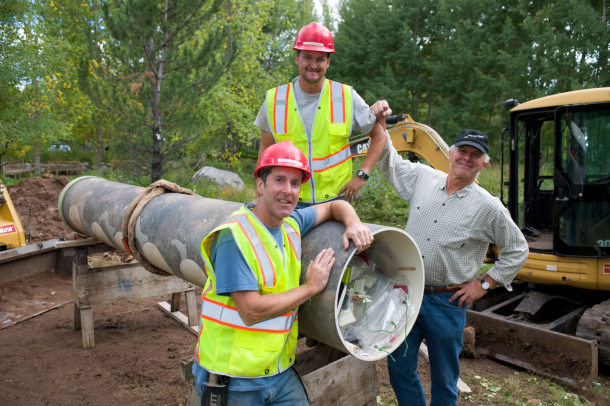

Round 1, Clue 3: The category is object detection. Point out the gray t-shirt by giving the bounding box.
[254,78,376,139]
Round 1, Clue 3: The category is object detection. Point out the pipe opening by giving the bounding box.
[334,229,424,361]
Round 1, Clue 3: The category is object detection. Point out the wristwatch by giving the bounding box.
[481,280,491,292]
[356,169,369,181]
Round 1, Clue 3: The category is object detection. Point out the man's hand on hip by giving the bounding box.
[448,279,488,307]
[338,176,366,203]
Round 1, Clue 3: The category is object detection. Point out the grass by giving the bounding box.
[461,371,599,405]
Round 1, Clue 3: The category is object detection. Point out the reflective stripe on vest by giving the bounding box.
[329,80,345,124]
[202,298,297,334]
[223,213,276,288]
[311,145,351,172]
[282,220,301,260]
[273,84,291,136]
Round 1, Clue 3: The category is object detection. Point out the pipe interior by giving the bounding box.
[333,229,425,361]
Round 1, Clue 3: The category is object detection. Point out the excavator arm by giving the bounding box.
[350,114,451,173]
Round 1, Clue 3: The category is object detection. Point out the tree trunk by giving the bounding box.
[96,121,103,169]
[224,0,234,172]
[149,0,169,183]
[427,89,433,126]
[34,140,41,175]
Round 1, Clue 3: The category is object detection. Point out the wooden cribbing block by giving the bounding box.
[71,246,196,349]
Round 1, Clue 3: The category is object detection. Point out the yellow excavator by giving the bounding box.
[0,180,28,250]
[350,87,610,385]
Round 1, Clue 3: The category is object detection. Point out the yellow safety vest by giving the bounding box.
[267,78,354,204]
[195,205,302,378]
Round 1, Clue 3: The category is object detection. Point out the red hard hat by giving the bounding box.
[293,22,335,54]
[254,141,311,182]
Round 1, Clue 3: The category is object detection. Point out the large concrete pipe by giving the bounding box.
[59,177,424,360]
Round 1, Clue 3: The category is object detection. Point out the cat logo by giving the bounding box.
[0,224,15,234]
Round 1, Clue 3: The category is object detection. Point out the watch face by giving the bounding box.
[481,281,490,290]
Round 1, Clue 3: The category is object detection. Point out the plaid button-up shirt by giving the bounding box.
[377,131,528,287]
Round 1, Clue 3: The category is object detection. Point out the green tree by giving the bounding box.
[80,0,231,183]
[0,0,83,174]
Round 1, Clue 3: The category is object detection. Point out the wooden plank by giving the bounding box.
[73,302,81,331]
[158,301,199,336]
[185,289,198,327]
[294,344,334,376]
[301,353,378,406]
[170,292,181,312]
[419,343,471,395]
[75,265,194,307]
[80,307,95,349]
[181,356,195,382]
[0,251,56,284]
[54,238,100,249]
[186,384,200,406]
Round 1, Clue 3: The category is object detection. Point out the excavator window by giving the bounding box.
[553,103,610,257]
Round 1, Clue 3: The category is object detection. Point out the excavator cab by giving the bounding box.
[507,100,610,264]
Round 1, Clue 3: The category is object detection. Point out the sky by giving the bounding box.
[313,0,340,22]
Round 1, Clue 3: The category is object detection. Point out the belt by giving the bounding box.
[424,286,460,293]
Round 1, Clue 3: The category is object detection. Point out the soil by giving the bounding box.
[0,271,72,329]
[470,320,592,382]
[7,175,75,243]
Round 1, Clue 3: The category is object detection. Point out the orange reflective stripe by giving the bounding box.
[284,84,291,134]
[245,215,276,287]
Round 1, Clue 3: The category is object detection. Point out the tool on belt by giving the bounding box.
[203,373,229,406]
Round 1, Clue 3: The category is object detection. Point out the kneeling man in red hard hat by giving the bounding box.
[193,141,374,406]
[255,22,391,207]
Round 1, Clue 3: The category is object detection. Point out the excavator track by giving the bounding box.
[576,299,610,362]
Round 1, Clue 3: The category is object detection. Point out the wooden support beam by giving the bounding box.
[158,301,199,336]
[185,289,198,327]
[80,306,94,349]
[170,292,181,312]
[73,302,81,331]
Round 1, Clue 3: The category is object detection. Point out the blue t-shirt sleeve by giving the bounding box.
[211,229,259,297]
[290,207,317,236]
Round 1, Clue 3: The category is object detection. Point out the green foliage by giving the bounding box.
[79,0,231,183]
[332,0,610,163]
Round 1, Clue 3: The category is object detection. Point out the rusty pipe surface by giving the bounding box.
[59,177,424,359]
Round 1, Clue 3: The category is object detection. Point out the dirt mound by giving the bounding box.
[7,175,75,243]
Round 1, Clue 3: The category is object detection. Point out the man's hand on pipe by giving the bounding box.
[305,248,336,295]
[342,221,373,253]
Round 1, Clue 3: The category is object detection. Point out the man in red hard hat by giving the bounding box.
[193,140,373,405]
[254,22,391,208]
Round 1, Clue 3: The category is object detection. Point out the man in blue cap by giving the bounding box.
[369,109,528,406]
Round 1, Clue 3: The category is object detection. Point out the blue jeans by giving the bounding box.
[387,287,467,406]
[196,368,308,406]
